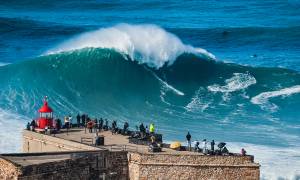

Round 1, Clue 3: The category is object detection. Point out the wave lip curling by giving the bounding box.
[47,23,215,68]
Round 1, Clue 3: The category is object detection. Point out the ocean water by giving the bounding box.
[0,1,300,179]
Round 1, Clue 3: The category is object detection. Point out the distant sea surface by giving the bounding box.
[0,1,299,179]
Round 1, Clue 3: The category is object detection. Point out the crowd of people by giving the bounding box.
[26,113,155,135]
[185,132,247,156]
[26,113,246,155]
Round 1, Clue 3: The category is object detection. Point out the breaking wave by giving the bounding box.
[47,24,215,68]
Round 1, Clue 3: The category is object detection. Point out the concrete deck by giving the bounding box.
[53,128,203,155]
[3,154,72,166]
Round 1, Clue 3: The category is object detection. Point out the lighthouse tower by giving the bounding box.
[37,97,54,129]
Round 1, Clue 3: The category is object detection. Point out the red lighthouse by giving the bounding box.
[37,97,54,129]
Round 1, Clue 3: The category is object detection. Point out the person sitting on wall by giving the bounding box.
[222,146,229,154]
[94,132,102,146]
[194,141,200,152]
[150,135,156,143]
[30,119,36,131]
[241,148,247,156]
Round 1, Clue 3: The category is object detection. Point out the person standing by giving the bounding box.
[76,113,81,127]
[68,115,72,128]
[81,114,86,127]
[186,132,192,151]
[104,119,108,130]
[211,140,215,153]
[56,118,62,131]
[87,121,93,133]
[149,123,155,134]
[139,123,146,138]
[95,118,98,132]
[202,139,207,154]
[123,121,129,134]
[64,116,70,129]
[26,122,30,130]
[112,120,117,134]
[99,118,103,131]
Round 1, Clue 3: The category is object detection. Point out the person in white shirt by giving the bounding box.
[202,139,207,154]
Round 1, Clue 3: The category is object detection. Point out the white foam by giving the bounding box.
[0,62,9,67]
[47,24,215,68]
[0,108,29,153]
[185,87,211,112]
[208,73,257,93]
[228,142,300,180]
[251,85,300,105]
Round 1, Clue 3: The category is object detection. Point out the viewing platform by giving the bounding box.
[0,96,260,179]
[0,129,260,180]
[47,128,203,155]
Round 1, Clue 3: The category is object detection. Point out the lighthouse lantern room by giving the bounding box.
[37,96,54,129]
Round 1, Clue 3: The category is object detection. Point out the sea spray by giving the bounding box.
[47,24,215,68]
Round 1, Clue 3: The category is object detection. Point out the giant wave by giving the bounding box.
[47,24,215,68]
[0,25,300,179]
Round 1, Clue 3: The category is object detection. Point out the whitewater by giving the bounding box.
[47,24,215,68]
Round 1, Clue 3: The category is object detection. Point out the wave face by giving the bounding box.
[1,48,300,133]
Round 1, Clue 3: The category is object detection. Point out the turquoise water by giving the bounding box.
[0,1,300,179]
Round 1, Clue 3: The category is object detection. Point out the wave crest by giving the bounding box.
[47,24,215,68]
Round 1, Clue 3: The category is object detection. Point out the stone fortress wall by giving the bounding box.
[128,152,259,180]
[0,130,260,180]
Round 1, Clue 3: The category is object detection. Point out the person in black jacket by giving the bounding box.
[99,118,103,131]
[211,140,215,153]
[81,114,86,127]
[139,123,146,138]
[186,132,192,151]
[76,113,81,127]
[123,122,128,134]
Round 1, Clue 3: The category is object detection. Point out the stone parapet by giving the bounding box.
[23,130,99,152]
[128,152,260,180]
